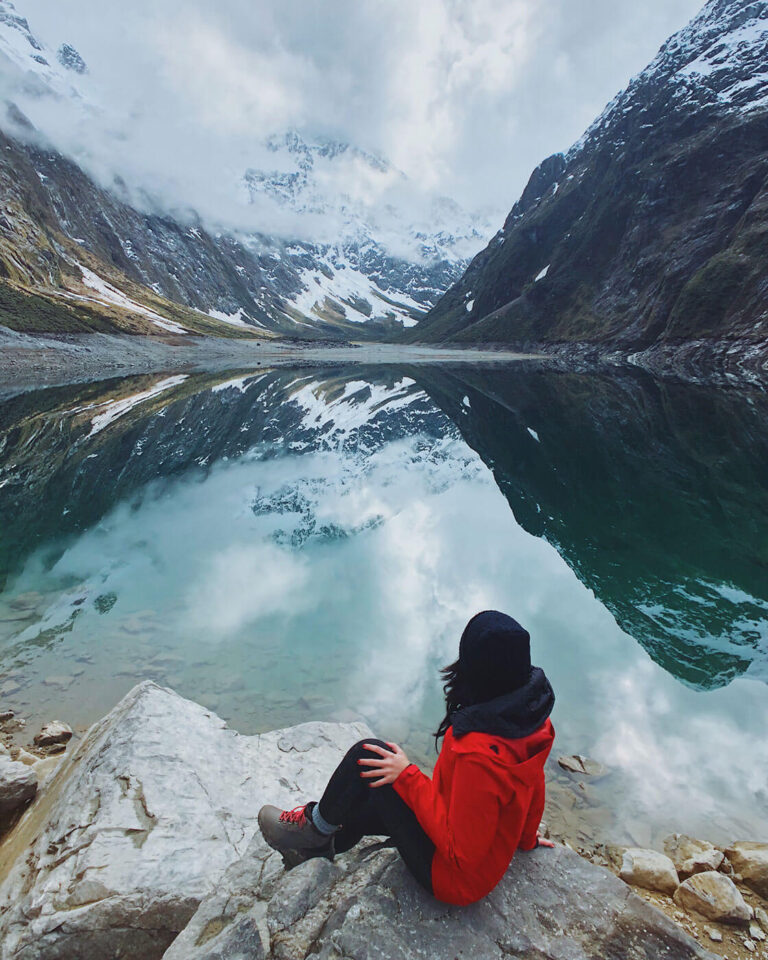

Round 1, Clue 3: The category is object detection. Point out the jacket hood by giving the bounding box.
[451,666,555,740]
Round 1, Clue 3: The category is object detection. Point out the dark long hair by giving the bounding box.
[434,657,474,748]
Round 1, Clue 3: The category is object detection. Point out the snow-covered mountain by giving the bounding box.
[242,131,489,327]
[0,0,88,97]
[0,0,490,338]
[414,0,768,370]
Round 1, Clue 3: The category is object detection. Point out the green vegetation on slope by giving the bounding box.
[0,281,125,334]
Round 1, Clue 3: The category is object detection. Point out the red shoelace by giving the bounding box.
[278,805,307,825]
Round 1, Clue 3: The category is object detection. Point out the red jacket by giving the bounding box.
[393,718,555,905]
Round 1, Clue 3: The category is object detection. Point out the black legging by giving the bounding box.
[318,739,435,894]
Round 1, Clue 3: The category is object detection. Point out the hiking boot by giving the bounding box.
[258,801,335,868]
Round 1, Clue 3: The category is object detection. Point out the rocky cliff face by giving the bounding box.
[413,0,768,369]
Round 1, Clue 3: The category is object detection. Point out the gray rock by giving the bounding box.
[619,847,679,894]
[163,831,282,960]
[0,755,37,824]
[33,721,73,746]
[0,682,371,960]
[674,871,751,925]
[725,842,768,899]
[171,842,715,960]
[664,834,725,878]
[557,753,608,778]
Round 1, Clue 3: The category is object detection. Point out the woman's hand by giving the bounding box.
[358,742,410,787]
[536,833,555,848]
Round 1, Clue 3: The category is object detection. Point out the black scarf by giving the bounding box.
[451,666,555,740]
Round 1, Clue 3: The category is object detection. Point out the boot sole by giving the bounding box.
[259,828,334,870]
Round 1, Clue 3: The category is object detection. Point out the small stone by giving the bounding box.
[664,834,725,878]
[0,710,14,722]
[755,907,768,932]
[619,847,679,894]
[708,929,723,942]
[674,872,751,925]
[33,721,73,747]
[744,939,756,952]
[751,924,767,942]
[557,754,608,778]
[725,843,768,899]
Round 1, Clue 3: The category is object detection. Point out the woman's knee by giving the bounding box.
[345,738,391,761]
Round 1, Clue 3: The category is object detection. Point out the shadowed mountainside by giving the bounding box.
[411,0,768,371]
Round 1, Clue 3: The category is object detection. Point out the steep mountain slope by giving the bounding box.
[413,0,768,366]
[0,1,487,339]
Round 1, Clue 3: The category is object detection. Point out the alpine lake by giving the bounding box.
[1,360,767,850]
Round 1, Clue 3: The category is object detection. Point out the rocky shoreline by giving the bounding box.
[2,325,766,401]
[0,683,765,959]
[0,326,540,394]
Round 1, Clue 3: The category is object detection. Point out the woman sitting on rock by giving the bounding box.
[258,610,556,906]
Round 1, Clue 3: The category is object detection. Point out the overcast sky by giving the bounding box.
[22,0,703,231]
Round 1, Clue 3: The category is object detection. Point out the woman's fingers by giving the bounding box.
[357,743,407,788]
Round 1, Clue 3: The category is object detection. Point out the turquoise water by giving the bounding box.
[1,364,766,846]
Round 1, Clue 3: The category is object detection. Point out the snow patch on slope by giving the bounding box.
[76,265,188,333]
[287,254,426,327]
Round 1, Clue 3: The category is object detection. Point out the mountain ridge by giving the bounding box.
[410,0,768,371]
[0,0,488,339]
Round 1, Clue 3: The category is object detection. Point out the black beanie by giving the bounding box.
[458,610,532,701]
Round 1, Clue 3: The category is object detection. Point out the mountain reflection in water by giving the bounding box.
[0,363,766,844]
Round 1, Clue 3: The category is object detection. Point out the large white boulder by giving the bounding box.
[0,682,370,960]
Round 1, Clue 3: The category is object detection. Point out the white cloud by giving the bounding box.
[4,0,704,235]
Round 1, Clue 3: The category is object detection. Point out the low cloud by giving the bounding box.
[3,0,703,240]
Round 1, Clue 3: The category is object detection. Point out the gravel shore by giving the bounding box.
[0,327,540,392]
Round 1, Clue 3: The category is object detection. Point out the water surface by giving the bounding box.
[1,363,766,847]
